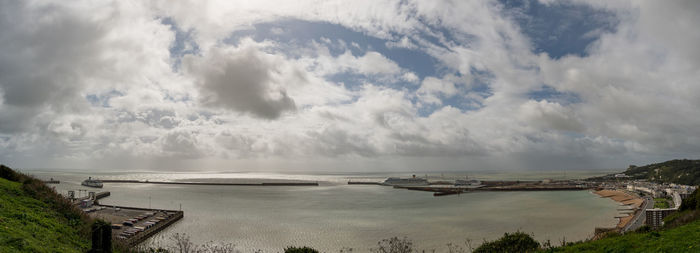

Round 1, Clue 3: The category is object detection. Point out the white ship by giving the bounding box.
[81,177,103,188]
[381,175,429,186]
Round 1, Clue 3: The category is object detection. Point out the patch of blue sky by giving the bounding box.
[499,0,618,59]
[85,90,124,108]
[414,16,478,51]
[225,19,440,80]
[527,85,581,105]
[325,71,418,96]
[163,92,191,103]
[161,17,200,69]
[326,72,369,91]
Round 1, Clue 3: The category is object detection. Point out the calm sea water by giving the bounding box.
[25,169,619,252]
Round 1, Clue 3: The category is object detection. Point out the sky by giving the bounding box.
[1,0,699,172]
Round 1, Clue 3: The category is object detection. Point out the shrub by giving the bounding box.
[0,164,21,182]
[372,237,414,253]
[680,189,700,211]
[284,246,319,253]
[473,231,540,253]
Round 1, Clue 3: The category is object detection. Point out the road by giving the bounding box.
[623,196,653,232]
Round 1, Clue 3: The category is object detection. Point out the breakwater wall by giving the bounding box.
[101,180,318,186]
[480,186,592,191]
[397,185,591,197]
[95,191,110,200]
[348,181,382,185]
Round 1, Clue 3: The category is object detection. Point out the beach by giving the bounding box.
[594,189,643,228]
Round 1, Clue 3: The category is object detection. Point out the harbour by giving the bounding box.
[30,170,622,251]
[60,178,187,247]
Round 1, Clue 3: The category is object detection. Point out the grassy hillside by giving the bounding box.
[467,189,700,253]
[624,159,700,185]
[545,219,700,252]
[0,165,91,252]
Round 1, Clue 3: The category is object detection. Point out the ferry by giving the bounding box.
[381,175,429,186]
[81,177,103,188]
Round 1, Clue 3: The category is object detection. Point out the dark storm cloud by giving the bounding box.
[185,46,296,120]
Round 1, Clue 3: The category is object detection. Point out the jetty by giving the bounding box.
[90,205,183,246]
[101,180,318,186]
[347,181,382,185]
[65,188,183,246]
[71,191,111,205]
[43,178,60,184]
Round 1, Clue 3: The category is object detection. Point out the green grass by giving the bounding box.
[543,219,700,252]
[655,198,671,209]
[0,176,90,252]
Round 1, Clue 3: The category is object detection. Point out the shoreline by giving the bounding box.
[593,189,643,229]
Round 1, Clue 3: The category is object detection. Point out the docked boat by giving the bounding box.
[381,175,429,186]
[455,178,482,188]
[81,177,103,188]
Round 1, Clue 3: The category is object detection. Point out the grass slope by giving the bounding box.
[546,219,700,252]
[0,170,90,252]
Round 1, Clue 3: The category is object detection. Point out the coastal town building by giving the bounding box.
[645,208,677,228]
[615,173,630,178]
[625,181,697,228]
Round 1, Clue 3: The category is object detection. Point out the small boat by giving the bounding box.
[81,177,103,188]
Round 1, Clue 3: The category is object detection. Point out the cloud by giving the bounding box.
[534,0,700,157]
[161,130,205,159]
[518,100,584,133]
[0,1,106,132]
[1,0,700,171]
[309,49,405,78]
[185,41,297,119]
[416,77,458,105]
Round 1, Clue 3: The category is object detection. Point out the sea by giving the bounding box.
[23,169,620,252]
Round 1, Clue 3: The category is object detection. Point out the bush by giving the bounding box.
[680,189,700,211]
[473,232,540,253]
[663,209,700,229]
[0,164,21,182]
[284,246,319,253]
[372,237,413,253]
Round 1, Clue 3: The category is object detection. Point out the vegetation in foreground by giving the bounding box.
[544,219,700,252]
[0,165,92,252]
